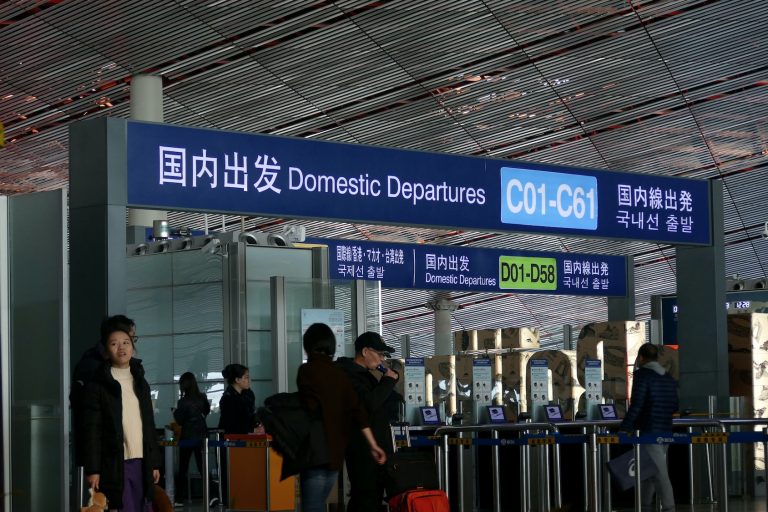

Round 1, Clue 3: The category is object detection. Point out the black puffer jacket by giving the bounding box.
[174,394,210,440]
[218,385,257,434]
[83,359,161,509]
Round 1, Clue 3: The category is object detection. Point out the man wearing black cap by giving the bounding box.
[337,332,402,511]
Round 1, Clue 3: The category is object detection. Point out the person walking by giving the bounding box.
[83,317,160,512]
[173,372,210,507]
[620,343,679,512]
[297,323,386,512]
[336,332,402,511]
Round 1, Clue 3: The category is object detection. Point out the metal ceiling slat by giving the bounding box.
[0,0,765,344]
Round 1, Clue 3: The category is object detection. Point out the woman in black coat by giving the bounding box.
[217,363,261,506]
[83,319,161,511]
[218,364,258,434]
[173,372,210,504]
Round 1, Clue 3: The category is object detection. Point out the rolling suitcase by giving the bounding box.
[386,423,448,512]
[388,489,449,512]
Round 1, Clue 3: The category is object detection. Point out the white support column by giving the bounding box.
[128,74,167,229]
[427,298,458,355]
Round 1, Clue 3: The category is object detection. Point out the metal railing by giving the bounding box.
[139,416,768,512]
[433,422,555,512]
[411,417,768,512]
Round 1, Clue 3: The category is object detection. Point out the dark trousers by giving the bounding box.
[121,458,151,512]
[345,447,385,512]
[176,445,203,501]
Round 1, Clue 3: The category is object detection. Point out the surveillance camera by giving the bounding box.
[201,237,221,254]
[268,233,289,247]
[762,221,768,240]
[239,232,259,245]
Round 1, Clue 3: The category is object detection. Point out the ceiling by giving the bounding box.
[2,0,767,350]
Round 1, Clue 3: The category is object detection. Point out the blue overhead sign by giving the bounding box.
[126,120,711,244]
[659,291,768,345]
[314,238,627,296]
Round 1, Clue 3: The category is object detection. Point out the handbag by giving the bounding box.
[606,447,659,491]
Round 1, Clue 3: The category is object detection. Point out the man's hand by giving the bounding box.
[370,444,387,465]
[384,368,399,381]
[152,469,160,483]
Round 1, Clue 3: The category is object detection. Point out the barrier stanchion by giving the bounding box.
[764,427,768,512]
[202,439,210,512]
[214,431,223,508]
[540,444,550,512]
[521,437,530,511]
[76,466,85,509]
[720,439,729,512]
[164,427,175,503]
[491,429,501,512]
[600,430,611,512]
[581,426,589,510]
[687,426,695,505]
[457,430,465,512]
[552,430,562,509]
[265,440,272,512]
[442,433,450,502]
[633,430,641,512]
[705,431,715,502]
[719,425,729,512]
[588,430,599,512]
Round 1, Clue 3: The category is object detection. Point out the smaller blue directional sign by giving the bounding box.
[314,238,627,296]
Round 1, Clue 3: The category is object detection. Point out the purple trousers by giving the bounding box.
[115,458,151,512]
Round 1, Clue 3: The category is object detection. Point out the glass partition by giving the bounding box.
[127,244,383,426]
[127,250,225,428]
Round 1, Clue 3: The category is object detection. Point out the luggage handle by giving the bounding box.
[390,421,411,452]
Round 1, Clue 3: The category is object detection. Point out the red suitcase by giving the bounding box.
[388,489,450,512]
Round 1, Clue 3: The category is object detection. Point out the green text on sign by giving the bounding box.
[499,256,558,291]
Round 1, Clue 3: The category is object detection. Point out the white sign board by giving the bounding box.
[301,309,345,358]
[472,358,493,405]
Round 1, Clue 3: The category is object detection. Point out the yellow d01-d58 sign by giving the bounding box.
[499,255,557,291]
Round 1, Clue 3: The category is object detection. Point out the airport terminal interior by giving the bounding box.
[0,1,767,511]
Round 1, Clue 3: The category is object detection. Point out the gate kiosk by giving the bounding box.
[472,358,493,423]
[584,359,603,420]
[529,359,550,422]
[403,358,427,425]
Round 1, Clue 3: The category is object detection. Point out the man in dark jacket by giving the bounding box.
[337,332,402,511]
[620,343,679,512]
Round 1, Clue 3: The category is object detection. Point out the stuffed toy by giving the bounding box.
[152,484,174,512]
[80,488,107,511]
